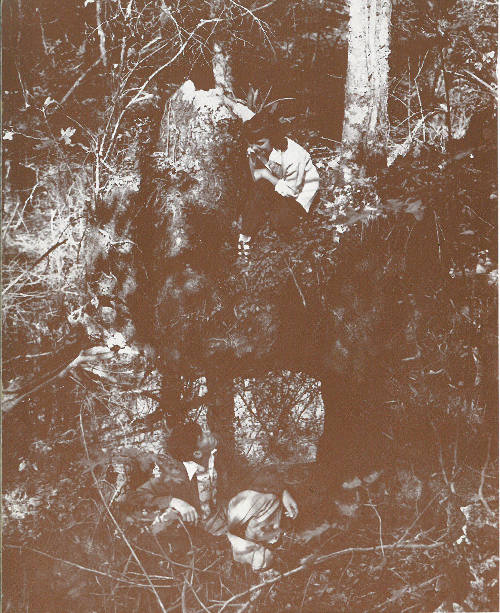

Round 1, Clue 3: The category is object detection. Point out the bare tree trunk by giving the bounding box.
[95,0,107,67]
[342,0,392,167]
[212,40,235,94]
[206,372,235,455]
[210,0,234,94]
[317,378,387,483]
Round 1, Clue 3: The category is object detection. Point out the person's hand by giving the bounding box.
[248,152,257,175]
[169,498,198,523]
[282,489,298,519]
[253,168,274,182]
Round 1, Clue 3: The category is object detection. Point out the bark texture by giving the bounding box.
[342,0,392,165]
[130,81,246,371]
[80,82,417,480]
[210,0,235,94]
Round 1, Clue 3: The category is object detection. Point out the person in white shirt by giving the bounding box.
[124,421,299,571]
[239,111,320,251]
[125,422,226,535]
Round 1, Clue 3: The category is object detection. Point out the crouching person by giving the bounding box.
[226,486,298,572]
[123,422,227,541]
[122,421,299,573]
[238,110,320,253]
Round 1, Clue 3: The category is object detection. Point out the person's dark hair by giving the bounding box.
[167,422,202,461]
[242,111,288,151]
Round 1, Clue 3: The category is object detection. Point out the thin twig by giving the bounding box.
[32,239,68,268]
[365,495,385,556]
[396,490,443,545]
[2,239,68,296]
[286,261,307,308]
[459,69,497,95]
[79,408,168,613]
[181,576,188,613]
[439,48,453,144]
[3,351,53,364]
[299,571,314,613]
[60,58,102,105]
[227,0,275,54]
[249,0,279,12]
[479,436,495,518]
[372,574,444,610]
[186,580,211,613]
[3,544,172,587]
[218,541,445,611]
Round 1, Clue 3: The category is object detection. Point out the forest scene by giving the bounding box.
[2,0,498,611]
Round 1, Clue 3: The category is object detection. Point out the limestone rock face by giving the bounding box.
[81,81,250,374]
[154,80,244,259]
[129,81,249,371]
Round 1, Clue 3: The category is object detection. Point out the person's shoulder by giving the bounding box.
[284,138,309,159]
[158,457,188,483]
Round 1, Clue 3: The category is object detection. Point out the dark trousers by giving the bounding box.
[242,179,306,236]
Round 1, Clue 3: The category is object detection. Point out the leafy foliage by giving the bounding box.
[2,0,497,611]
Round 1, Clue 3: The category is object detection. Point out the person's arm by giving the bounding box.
[254,167,279,185]
[129,464,199,522]
[132,476,173,509]
[168,497,198,523]
[247,150,279,185]
[275,144,311,200]
[245,465,299,518]
[282,489,299,518]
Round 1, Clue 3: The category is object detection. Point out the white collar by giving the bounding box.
[183,448,217,481]
[183,461,203,481]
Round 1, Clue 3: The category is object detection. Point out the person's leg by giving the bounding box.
[269,194,306,234]
[203,508,228,536]
[241,179,272,237]
[227,490,281,531]
[226,490,282,571]
[241,180,307,241]
[306,190,321,216]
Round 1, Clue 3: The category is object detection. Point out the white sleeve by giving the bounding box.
[275,178,297,198]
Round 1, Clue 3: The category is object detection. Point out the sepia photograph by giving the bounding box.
[2,1,498,611]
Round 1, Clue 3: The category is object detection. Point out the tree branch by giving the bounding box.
[479,436,495,518]
[4,544,174,587]
[95,0,108,67]
[218,541,445,611]
[458,69,498,96]
[439,48,453,144]
[79,408,168,613]
[60,58,102,105]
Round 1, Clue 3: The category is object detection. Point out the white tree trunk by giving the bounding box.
[210,0,234,94]
[95,0,107,67]
[212,40,235,94]
[342,0,392,165]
